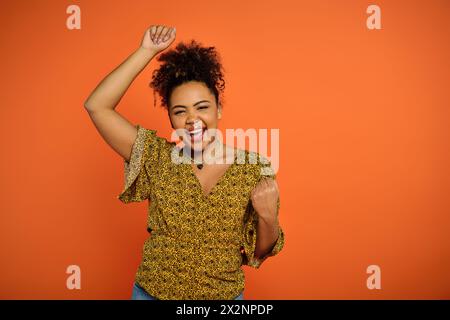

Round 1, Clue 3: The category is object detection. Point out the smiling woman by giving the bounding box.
[84,24,284,300]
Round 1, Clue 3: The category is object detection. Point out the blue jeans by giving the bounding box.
[131,282,244,300]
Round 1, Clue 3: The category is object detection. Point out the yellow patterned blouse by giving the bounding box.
[117,124,285,300]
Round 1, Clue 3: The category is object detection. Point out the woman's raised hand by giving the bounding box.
[141,25,176,54]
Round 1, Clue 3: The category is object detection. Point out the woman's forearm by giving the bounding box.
[254,214,280,260]
[84,47,157,112]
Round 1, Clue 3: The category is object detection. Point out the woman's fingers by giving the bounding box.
[168,27,176,40]
[154,25,164,43]
[148,25,176,46]
[150,26,157,41]
[160,27,170,42]
[158,26,169,44]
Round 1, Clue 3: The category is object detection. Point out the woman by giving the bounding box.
[84,25,285,300]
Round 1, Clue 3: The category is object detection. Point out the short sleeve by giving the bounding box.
[241,157,285,269]
[117,124,158,203]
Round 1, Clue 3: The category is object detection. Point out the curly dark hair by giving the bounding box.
[149,39,226,110]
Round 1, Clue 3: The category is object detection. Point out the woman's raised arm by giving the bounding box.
[83,25,176,162]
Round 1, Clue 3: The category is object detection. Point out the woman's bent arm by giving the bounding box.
[83,47,157,162]
[83,25,175,162]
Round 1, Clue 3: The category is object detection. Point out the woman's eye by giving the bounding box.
[174,106,207,115]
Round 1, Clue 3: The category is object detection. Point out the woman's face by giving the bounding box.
[168,81,222,151]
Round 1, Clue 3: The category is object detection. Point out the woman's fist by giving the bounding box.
[250,177,279,220]
[141,25,176,54]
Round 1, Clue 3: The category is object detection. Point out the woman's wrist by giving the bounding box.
[137,46,158,60]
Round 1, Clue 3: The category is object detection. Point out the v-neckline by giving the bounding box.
[187,154,237,199]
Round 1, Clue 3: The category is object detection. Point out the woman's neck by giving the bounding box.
[189,141,234,165]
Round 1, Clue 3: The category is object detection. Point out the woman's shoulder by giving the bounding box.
[135,124,176,149]
[232,147,270,164]
[232,147,275,177]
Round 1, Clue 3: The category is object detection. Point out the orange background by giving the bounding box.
[1,0,449,299]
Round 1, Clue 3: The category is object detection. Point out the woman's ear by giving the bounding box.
[217,105,222,119]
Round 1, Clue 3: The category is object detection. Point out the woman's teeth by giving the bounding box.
[190,128,203,135]
[190,128,205,142]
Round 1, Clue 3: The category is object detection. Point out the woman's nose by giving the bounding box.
[185,114,197,124]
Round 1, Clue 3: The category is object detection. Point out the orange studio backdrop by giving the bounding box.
[0,0,449,299]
